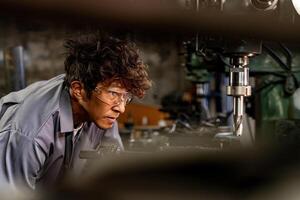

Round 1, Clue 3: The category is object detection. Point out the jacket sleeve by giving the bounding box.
[0,129,47,191]
[103,121,124,151]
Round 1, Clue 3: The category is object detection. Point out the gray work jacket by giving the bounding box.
[0,74,123,190]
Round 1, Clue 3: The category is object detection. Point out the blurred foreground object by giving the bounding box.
[0,0,300,41]
[292,0,300,15]
[46,144,300,200]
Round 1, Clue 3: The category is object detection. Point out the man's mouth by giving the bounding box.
[105,116,118,123]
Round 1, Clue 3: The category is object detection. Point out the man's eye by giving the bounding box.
[108,91,118,98]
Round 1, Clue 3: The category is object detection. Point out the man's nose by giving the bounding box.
[112,101,126,113]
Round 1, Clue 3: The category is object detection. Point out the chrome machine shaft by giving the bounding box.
[226,56,251,136]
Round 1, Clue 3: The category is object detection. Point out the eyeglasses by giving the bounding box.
[94,87,133,106]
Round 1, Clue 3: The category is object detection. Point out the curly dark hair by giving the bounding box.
[63,33,152,98]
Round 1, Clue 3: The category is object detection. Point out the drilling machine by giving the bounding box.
[223,40,261,136]
[178,0,300,141]
[183,38,261,138]
[183,38,300,144]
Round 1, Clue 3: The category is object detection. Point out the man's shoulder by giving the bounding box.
[0,74,65,105]
[0,74,67,138]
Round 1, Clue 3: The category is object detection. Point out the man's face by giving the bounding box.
[79,81,130,129]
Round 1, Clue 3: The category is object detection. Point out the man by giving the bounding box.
[0,33,151,191]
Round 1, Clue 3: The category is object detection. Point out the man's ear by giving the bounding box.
[70,81,86,101]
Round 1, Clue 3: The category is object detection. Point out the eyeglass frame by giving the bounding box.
[93,86,133,106]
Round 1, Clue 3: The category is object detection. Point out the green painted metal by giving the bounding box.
[252,50,300,142]
[186,53,211,83]
[250,53,300,73]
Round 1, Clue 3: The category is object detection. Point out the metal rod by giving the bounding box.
[12,46,26,90]
[233,96,244,136]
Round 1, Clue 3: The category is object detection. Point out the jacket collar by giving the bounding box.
[59,86,74,133]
